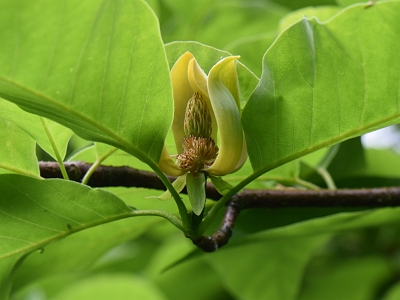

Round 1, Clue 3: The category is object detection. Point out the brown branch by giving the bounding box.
[39,161,222,199]
[191,200,241,252]
[39,161,400,207]
[39,161,400,252]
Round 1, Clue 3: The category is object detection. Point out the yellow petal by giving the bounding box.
[187,58,209,98]
[212,56,241,108]
[171,52,195,154]
[158,145,186,176]
[232,133,248,172]
[206,56,246,176]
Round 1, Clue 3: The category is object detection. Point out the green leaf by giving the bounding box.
[51,274,167,300]
[0,99,72,160]
[145,233,231,300]
[223,33,277,78]
[224,159,309,189]
[279,6,342,32]
[0,0,172,165]
[383,282,400,300]
[189,2,287,49]
[0,120,39,177]
[10,186,180,295]
[206,235,330,300]
[336,0,369,6]
[207,205,400,300]
[318,137,400,187]
[186,172,206,216]
[299,256,393,300]
[209,175,233,195]
[242,2,400,176]
[69,128,180,172]
[273,0,337,10]
[0,174,134,297]
[238,207,400,243]
[152,174,187,201]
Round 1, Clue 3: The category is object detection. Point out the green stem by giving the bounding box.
[81,147,190,232]
[81,146,118,185]
[197,170,262,235]
[294,178,320,190]
[129,209,184,231]
[317,144,339,189]
[40,117,69,180]
[150,165,190,231]
[318,144,340,169]
[317,167,337,189]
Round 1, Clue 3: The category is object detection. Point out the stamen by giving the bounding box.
[176,135,219,174]
[176,92,218,174]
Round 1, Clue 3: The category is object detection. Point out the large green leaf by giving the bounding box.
[207,205,400,300]
[206,235,330,300]
[9,186,181,296]
[272,0,337,9]
[299,256,393,300]
[278,6,342,32]
[0,0,172,165]
[49,274,167,300]
[0,175,135,298]
[242,2,400,175]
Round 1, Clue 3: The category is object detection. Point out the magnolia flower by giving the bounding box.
[159,52,246,175]
[157,52,247,214]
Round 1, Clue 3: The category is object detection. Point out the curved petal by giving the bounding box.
[232,133,248,172]
[213,56,241,108]
[206,56,245,176]
[188,58,218,142]
[171,52,195,154]
[187,58,209,98]
[158,146,186,176]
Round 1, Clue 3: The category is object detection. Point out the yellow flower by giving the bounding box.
[158,52,247,178]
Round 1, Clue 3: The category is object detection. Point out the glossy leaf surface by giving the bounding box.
[0,0,172,164]
[242,2,400,174]
[0,175,133,297]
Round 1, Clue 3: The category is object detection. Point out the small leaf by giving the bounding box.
[186,172,206,215]
[151,174,187,201]
[209,175,233,195]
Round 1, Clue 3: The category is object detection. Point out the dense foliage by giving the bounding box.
[1,0,400,299]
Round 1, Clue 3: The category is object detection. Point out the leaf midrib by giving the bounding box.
[0,75,154,166]
[0,210,135,261]
[253,111,400,179]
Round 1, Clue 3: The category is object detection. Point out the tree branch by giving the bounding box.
[39,161,222,199]
[39,161,400,252]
